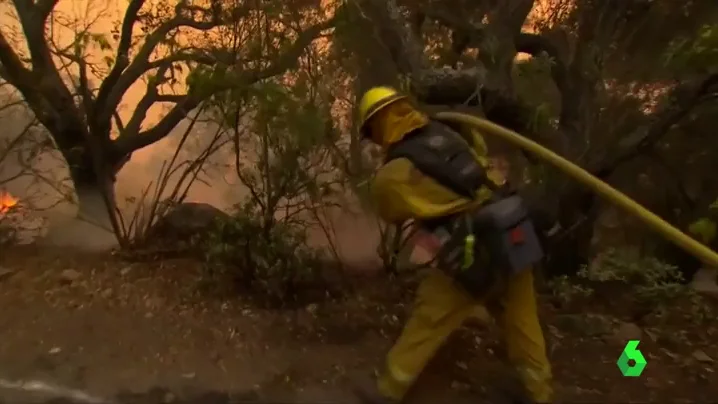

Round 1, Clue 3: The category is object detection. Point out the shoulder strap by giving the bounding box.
[385,122,499,200]
[431,116,476,148]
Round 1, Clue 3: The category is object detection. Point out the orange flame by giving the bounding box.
[0,191,19,215]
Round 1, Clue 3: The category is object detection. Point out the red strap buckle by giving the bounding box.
[510,227,525,244]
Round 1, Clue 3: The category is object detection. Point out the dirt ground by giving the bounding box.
[0,245,717,404]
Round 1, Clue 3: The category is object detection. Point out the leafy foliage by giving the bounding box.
[665,24,718,74]
[202,200,331,306]
[688,218,716,245]
[196,62,343,304]
[687,199,718,246]
[548,248,713,324]
[215,70,342,232]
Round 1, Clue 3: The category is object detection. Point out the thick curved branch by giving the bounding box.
[146,50,216,70]
[360,0,428,77]
[97,19,220,121]
[123,61,178,137]
[594,73,718,178]
[11,0,55,72]
[356,0,535,131]
[515,32,569,97]
[424,9,485,48]
[36,0,60,22]
[94,0,146,113]
[0,29,74,137]
[0,30,33,87]
[113,111,125,133]
[4,2,84,140]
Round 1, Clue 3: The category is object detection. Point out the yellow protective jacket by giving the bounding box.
[371,118,505,224]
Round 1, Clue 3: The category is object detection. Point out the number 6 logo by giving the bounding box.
[617,340,647,377]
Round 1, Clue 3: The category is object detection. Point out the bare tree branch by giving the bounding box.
[96,0,146,106]
[36,0,60,21]
[94,2,253,133]
[0,30,34,87]
[113,17,334,155]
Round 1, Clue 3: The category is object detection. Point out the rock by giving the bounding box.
[691,268,718,296]
[0,266,16,281]
[59,269,82,283]
[661,349,680,361]
[606,322,643,345]
[100,288,113,299]
[692,350,714,363]
[149,202,230,241]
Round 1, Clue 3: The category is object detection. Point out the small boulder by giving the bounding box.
[148,202,230,243]
[692,350,714,363]
[100,288,113,299]
[606,322,642,345]
[59,269,82,283]
[0,266,16,282]
[691,268,718,297]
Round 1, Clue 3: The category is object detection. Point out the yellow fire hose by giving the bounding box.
[436,111,718,268]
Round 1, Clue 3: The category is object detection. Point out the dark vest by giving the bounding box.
[384,120,507,202]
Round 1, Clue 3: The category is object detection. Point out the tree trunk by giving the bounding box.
[540,184,599,277]
[41,146,119,250]
[63,138,118,232]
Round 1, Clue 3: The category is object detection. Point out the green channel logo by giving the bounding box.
[617,340,647,377]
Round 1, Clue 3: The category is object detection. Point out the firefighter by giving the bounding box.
[353,86,553,403]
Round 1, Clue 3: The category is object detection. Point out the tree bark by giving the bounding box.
[58,127,119,230]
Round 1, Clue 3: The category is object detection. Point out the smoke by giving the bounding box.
[115,119,237,212]
[0,107,384,268]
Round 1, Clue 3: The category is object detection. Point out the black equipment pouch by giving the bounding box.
[385,121,544,297]
[430,195,544,296]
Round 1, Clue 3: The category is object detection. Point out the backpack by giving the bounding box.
[384,120,543,297]
[384,120,504,200]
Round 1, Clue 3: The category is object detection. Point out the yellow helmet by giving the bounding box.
[357,86,407,138]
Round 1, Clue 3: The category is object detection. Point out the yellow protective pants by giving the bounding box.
[377,268,552,403]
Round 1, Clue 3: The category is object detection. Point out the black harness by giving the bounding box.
[384,120,544,297]
[386,121,505,200]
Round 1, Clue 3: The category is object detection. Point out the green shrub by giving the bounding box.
[546,274,593,304]
[584,248,686,302]
[202,201,330,306]
[548,248,712,323]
